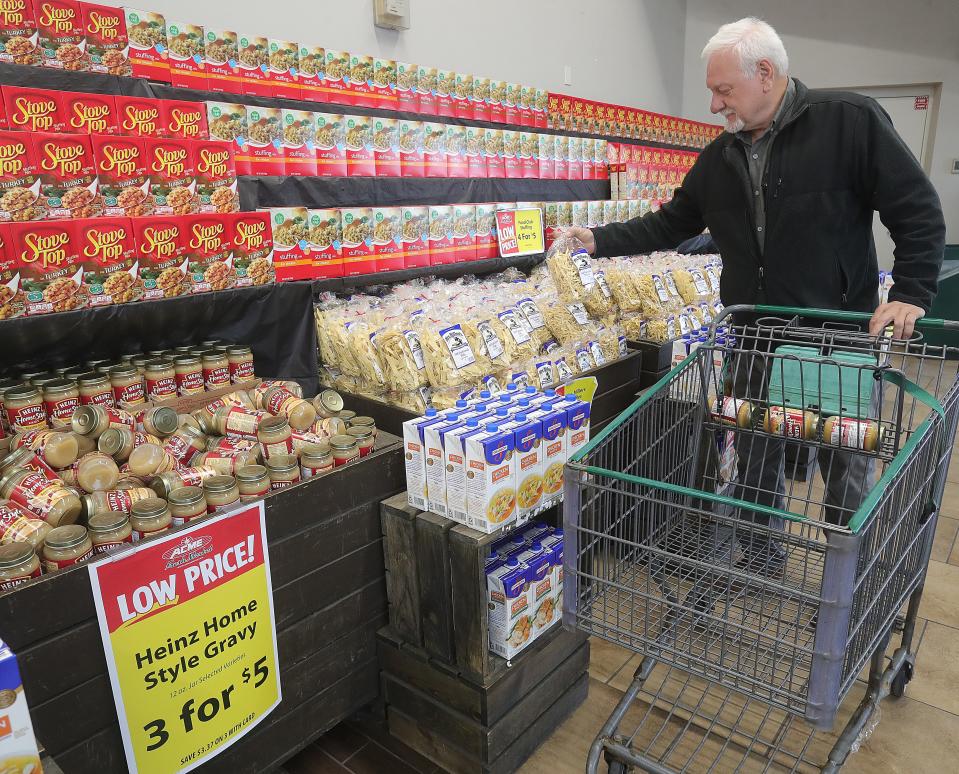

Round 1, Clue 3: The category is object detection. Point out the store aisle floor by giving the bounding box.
[287,456,959,774]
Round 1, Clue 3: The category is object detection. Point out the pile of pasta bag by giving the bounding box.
[314,235,722,411]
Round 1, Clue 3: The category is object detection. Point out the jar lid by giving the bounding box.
[31,374,61,389]
[130,356,151,369]
[258,416,290,434]
[144,359,173,373]
[85,359,112,368]
[95,364,115,375]
[145,406,179,436]
[0,446,35,474]
[0,468,28,495]
[88,511,130,533]
[0,377,19,389]
[227,345,252,356]
[168,485,206,506]
[131,497,170,519]
[173,346,194,354]
[338,410,357,422]
[265,454,298,473]
[317,389,344,414]
[203,475,238,494]
[44,524,89,550]
[110,365,138,379]
[300,444,332,462]
[77,372,109,387]
[348,416,375,428]
[97,428,127,458]
[71,405,101,436]
[201,352,227,364]
[147,350,169,357]
[173,355,201,367]
[235,464,268,483]
[19,370,49,380]
[201,340,222,347]
[347,426,373,441]
[3,383,41,401]
[329,434,358,451]
[0,542,35,569]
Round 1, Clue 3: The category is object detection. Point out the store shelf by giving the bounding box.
[3,433,405,772]
[0,63,699,153]
[238,175,610,210]
[0,282,319,394]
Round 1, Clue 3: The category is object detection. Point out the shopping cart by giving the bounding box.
[563,305,959,773]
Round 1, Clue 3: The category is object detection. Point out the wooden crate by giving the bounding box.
[1,434,405,772]
[380,626,589,774]
[381,494,561,683]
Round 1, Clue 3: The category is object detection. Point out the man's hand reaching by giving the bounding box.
[564,227,596,255]
[869,301,925,339]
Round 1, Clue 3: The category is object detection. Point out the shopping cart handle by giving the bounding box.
[715,304,959,330]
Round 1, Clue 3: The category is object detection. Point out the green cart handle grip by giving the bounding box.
[737,304,959,330]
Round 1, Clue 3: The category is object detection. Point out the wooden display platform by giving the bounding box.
[2,435,405,772]
[379,626,588,774]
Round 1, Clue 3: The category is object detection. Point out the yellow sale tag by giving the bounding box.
[564,376,598,405]
[496,208,544,257]
[89,502,281,773]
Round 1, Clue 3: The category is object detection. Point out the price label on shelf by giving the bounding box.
[88,502,281,773]
[496,208,545,257]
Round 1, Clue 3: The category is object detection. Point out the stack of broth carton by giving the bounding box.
[403,384,590,533]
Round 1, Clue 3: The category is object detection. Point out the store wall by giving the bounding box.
[682,0,959,243]
[151,0,689,115]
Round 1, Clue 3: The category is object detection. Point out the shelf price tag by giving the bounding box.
[496,208,545,257]
[89,502,281,773]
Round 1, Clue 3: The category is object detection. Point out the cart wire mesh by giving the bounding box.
[564,309,959,738]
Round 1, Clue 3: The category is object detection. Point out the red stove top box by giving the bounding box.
[132,214,188,299]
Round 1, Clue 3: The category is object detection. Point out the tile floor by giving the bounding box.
[287,442,959,774]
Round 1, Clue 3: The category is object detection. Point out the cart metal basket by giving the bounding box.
[563,305,959,772]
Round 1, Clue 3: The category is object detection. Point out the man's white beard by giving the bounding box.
[723,113,745,133]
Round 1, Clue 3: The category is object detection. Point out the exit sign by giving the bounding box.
[915,96,929,110]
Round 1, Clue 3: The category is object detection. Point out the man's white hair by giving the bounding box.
[701,17,789,78]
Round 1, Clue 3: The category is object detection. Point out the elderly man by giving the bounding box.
[570,17,945,573]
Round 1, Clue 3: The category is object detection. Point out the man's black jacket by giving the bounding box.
[592,79,946,312]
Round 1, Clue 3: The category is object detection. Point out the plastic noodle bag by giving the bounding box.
[431,385,475,411]
[489,306,538,363]
[545,233,596,303]
[474,314,512,371]
[597,325,626,362]
[421,318,488,388]
[623,317,647,341]
[532,356,558,390]
[390,388,432,414]
[583,267,616,320]
[514,294,552,349]
[374,325,429,392]
[543,299,597,345]
[344,321,388,391]
[644,314,677,343]
[673,265,712,305]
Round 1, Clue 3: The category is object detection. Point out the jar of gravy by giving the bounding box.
[338,410,357,423]
[140,406,179,438]
[15,429,79,469]
[88,512,133,555]
[98,428,161,463]
[110,365,146,407]
[348,416,377,438]
[300,444,333,478]
[203,475,240,513]
[0,500,51,553]
[202,352,231,391]
[227,345,255,384]
[78,372,115,407]
[329,435,359,467]
[71,405,136,439]
[42,379,79,427]
[0,542,41,590]
[162,425,208,466]
[265,455,301,490]
[0,446,57,480]
[210,405,265,439]
[174,356,205,396]
[82,487,156,518]
[347,426,375,458]
[235,465,270,501]
[4,384,47,434]
[75,452,120,493]
[0,468,82,526]
[42,525,93,571]
[168,486,208,525]
[312,389,344,419]
[257,416,294,459]
[145,360,178,403]
[130,498,173,541]
[128,443,178,477]
[262,386,317,431]
[151,466,218,499]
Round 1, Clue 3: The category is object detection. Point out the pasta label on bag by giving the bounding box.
[706,265,720,293]
[618,336,628,356]
[403,330,426,370]
[596,271,612,298]
[555,357,574,382]
[651,274,669,303]
[568,303,589,325]
[518,298,545,329]
[499,309,531,345]
[576,347,593,372]
[690,269,709,295]
[589,342,606,366]
[477,320,504,360]
[571,250,595,289]
[439,324,476,369]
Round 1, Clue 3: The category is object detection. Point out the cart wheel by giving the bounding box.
[891,661,913,698]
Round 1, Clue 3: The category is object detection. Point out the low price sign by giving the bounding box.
[89,502,281,773]
[496,208,545,257]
